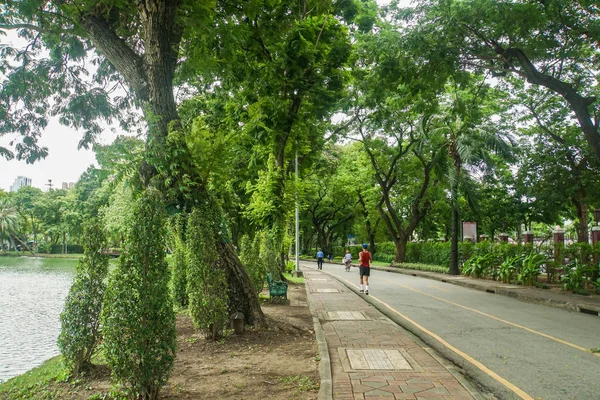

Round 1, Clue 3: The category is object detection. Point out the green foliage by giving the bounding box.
[517,252,545,286]
[101,191,177,400]
[561,259,592,291]
[186,204,229,340]
[393,263,448,274]
[239,233,268,296]
[285,261,296,273]
[171,214,188,307]
[58,222,109,375]
[498,256,521,283]
[0,356,68,400]
[461,253,494,278]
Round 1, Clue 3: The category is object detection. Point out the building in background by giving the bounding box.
[10,176,32,192]
[61,182,75,189]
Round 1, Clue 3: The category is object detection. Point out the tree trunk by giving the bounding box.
[394,236,408,263]
[215,241,266,326]
[573,194,589,243]
[448,164,461,275]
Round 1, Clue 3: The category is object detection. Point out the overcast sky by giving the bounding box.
[0,0,411,192]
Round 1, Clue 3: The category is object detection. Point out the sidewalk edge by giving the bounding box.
[303,272,333,400]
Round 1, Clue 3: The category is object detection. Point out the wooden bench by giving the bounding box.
[266,272,288,303]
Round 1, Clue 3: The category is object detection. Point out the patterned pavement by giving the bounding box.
[303,267,478,400]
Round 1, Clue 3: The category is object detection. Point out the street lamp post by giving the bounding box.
[293,149,303,278]
[593,208,600,226]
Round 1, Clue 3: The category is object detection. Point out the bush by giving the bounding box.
[187,204,229,340]
[372,253,395,263]
[47,244,84,254]
[58,222,109,375]
[461,254,494,278]
[393,262,448,273]
[171,214,188,307]
[517,252,545,286]
[101,191,177,400]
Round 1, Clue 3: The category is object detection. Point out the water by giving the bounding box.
[0,257,77,383]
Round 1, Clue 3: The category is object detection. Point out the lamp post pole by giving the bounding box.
[293,149,303,277]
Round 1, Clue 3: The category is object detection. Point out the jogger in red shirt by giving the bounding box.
[359,243,371,295]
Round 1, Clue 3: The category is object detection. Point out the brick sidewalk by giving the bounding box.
[303,266,477,400]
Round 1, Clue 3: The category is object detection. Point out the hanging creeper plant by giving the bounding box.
[186,202,229,340]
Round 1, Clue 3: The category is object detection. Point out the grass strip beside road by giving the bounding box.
[283,272,305,284]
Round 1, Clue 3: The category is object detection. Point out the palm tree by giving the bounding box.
[0,198,19,253]
[434,82,514,275]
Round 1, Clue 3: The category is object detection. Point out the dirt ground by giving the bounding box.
[45,283,319,400]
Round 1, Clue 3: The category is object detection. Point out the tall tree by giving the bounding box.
[402,0,600,160]
[1,0,264,324]
[433,80,513,274]
[0,198,19,252]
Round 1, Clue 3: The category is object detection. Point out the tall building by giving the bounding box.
[61,182,75,189]
[10,176,32,192]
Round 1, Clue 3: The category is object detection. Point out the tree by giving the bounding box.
[1,0,265,324]
[433,80,513,275]
[0,198,19,252]
[10,186,43,252]
[191,0,376,268]
[402,0,600,160]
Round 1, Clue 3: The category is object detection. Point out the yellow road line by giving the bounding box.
[428,284,451,292]
[391,281,600,358]
[328,271,535,400]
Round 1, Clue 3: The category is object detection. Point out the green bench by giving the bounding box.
[266,272,288,303]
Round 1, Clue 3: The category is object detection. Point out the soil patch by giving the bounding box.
[17,284,319,400]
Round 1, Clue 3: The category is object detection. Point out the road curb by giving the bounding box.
[302,270,333,400]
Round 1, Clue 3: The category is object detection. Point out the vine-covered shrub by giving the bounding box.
[101,191,177,400]
[258,229,281,279]
[187,204,229,340]
[239,233,267,295]
[58,222,109,375]
[171,214,188,307]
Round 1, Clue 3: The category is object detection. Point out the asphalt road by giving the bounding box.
[303,261,600,400]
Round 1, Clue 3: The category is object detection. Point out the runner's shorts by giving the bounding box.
[359,266,370,276]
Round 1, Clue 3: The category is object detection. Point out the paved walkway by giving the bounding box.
[303,265,480,400]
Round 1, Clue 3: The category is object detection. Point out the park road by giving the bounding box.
[305,261,600,400]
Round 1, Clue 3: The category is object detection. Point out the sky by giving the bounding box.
[0,120,122,192]
[0,0,412,192]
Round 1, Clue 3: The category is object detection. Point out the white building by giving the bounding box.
[10,176,32,192]
[61,182,75,189]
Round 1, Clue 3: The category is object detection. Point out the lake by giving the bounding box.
[0,256,77,383]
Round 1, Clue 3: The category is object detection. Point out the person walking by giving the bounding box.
[316,249,324,270]
[343,249,352,272]
[358,243,371,294]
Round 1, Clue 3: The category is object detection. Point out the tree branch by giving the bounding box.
[79,15,149,102]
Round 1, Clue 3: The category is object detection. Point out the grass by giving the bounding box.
[277,375,319,392]
[282,272,305,284]
[0,356,68,399]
